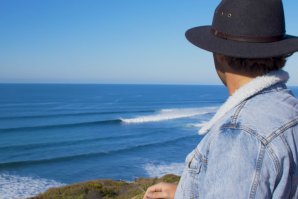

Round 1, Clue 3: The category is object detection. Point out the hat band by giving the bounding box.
[211,28,284,43]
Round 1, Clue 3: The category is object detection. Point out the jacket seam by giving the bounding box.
[280,133,295,198]
[280,134,295,176]
[194,147,208,165]
[231,101,247,125]
[266,117,298,143]
[249,144,266,199]
[221,124,268,145]
[265,144,281,174]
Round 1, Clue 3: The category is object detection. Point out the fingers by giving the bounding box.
[147,183,163,192]
[145,191,168,199]
[143,183,168,199]
[143,182,177,199]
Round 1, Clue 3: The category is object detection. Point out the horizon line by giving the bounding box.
[0,82,225,86]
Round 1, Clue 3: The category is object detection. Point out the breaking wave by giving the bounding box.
[186,121,209,128]
[0,173,65,199]
[144,162,185,178]
[121,107,216,124]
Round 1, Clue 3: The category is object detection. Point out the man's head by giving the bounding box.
[213,53,288,86]
[213,53,288,76]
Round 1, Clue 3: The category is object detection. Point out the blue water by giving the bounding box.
[0,84,296,198]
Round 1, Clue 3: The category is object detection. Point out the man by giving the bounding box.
[144,0,298,198]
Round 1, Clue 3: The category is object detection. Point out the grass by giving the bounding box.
[30,174,180,199]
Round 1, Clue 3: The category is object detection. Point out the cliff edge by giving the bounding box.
[30,174,180,199]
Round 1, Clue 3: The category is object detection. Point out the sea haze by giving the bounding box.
[1,84,297,198]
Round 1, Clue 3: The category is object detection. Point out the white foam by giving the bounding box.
[0,173,65,199]
[186,121,209,128]
[144,163,185,178]
[121,107,216,124]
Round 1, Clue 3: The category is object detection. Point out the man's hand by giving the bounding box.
[143,182,177,199]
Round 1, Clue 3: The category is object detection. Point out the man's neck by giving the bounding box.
[225,72,256,95]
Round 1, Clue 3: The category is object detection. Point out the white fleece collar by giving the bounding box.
[198,70,289,135]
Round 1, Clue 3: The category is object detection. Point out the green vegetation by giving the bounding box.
[30,174,180,199]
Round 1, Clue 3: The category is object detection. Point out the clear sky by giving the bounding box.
[1,0,298,85]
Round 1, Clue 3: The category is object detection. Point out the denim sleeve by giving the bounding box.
[200,127,276,199]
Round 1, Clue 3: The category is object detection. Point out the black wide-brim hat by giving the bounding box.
[186,0,298,58]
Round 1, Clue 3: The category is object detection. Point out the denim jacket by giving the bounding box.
[175,70,298,199]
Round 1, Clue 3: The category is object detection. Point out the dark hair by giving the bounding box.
[224,55,289,75]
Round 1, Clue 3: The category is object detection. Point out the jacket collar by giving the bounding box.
[199,70,289,135]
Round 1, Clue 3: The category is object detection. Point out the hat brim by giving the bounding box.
[186,26,298,58]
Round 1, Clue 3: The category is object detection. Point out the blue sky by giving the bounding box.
[1,0,298,85]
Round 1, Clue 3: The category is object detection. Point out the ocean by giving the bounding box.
[0,84,297,199]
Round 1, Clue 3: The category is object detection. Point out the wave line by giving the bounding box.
[0,131,157,151]
[0,135,197,169]
[0,110,154,120]
[0,119,122,133]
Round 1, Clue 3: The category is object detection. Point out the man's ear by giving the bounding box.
[213,53,228,72]
[214,53,226,64]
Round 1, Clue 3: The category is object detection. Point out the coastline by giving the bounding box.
[29,174,180,199]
